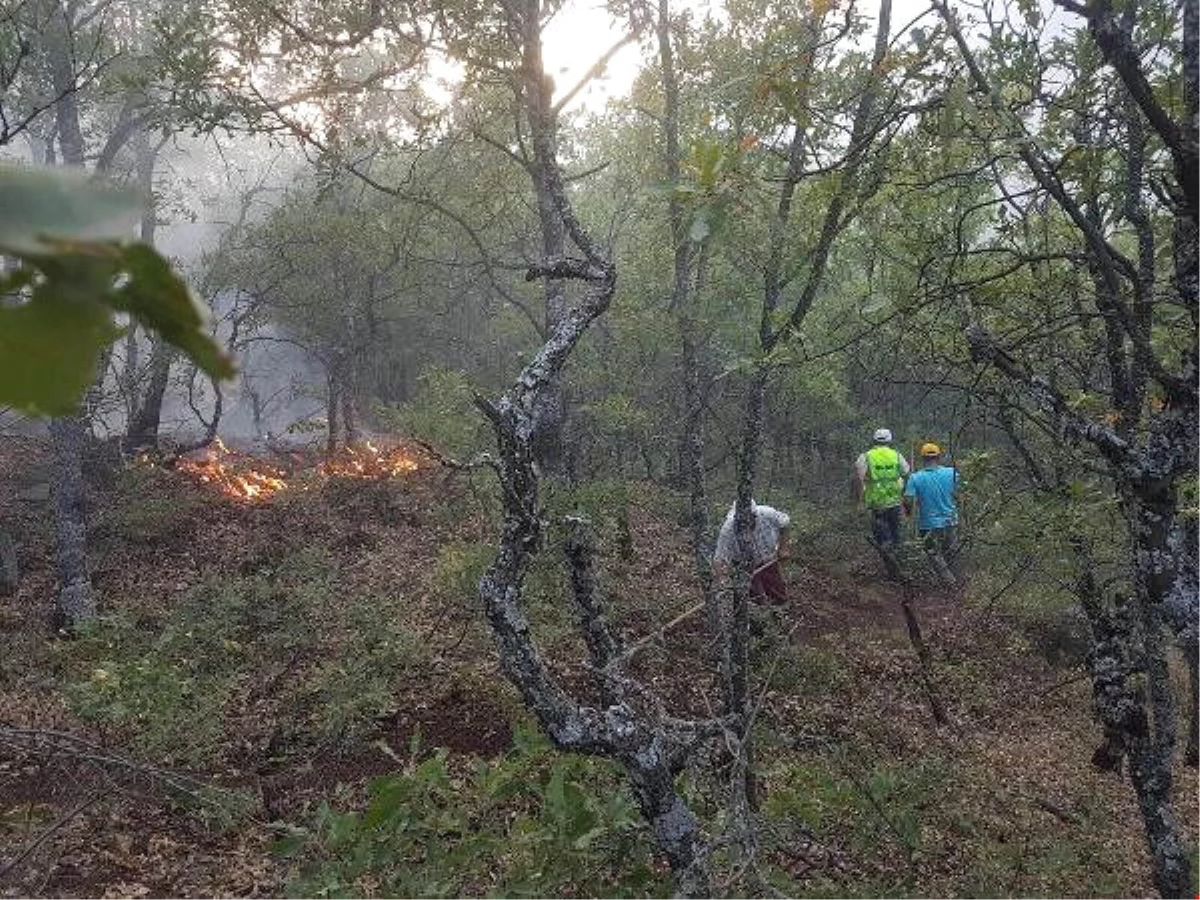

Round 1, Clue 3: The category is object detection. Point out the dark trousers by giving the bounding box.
[870,506,903,547]
[920,525,959,586]
[750,560,787,605]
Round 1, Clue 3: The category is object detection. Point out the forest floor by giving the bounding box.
[0,433,1196,898]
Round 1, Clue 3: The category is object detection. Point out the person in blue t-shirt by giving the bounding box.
[903,442,960,587]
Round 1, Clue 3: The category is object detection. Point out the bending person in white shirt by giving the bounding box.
[712,501,791,605]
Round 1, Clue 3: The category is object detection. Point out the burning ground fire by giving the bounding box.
[174,438,421,502]
[320,441,420,479]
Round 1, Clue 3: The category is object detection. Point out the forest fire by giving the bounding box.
[175,438,289,502]
[174,438,421,501]
[320,441,421,478]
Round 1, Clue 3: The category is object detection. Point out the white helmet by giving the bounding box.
[873,427,893,443]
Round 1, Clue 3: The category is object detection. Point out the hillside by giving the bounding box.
[0,436,1195,897]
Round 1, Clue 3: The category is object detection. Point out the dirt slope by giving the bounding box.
[0,440,1195,897]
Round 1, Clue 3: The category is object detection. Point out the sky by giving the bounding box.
[539,0,937,114]
[541,2,645,112]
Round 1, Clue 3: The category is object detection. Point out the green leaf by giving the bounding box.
[860,294,891,315]
[544,764,567,829]
[0,165,234,418]
[0,234,233,417]
[109,243,235,380]
[0,283,122,416]
[0,163,140,254]
[688,213,711,243]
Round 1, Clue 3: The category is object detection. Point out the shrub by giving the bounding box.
[767,644,850,694]
[67,613,232,765]
[64,550,431,762]
[377,366,490,458]
[277,725,666,898]
[429,540,494,608]
[96,464,204,544]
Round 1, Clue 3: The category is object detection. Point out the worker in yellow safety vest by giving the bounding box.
[853,427,911,551]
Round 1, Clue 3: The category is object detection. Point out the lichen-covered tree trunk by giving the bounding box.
[472,5,718,892]
[1118,478,1196,898]
[528,52,570,477]
[1185,649,1199,767]
[478,293,714,893]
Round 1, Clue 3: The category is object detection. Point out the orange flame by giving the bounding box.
[320,441,421,479]
[176,438,289,502]
[176,438,420,501]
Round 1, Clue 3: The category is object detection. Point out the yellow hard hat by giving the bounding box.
[920,442,941,457]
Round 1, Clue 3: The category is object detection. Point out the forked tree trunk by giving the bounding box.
[475,5,719,892]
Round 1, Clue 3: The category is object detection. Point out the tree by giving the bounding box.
[915,1,1198,893]
[1,0,236,628]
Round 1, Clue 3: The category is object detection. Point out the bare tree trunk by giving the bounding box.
[123,130,174,454]
[49,415,95,631]
[726,368,768,844]
[654,0,718,648]
[122,327,140,420]
[45,0,95,632]
[124,340,174,453]
[169,373,224,461]
[341,364,358,444]
[326,363,341,455]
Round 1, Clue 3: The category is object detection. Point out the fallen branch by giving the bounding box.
[410,438,499,474]
[897,583,952,727]
[1029,793,1082,825]
[864,540,953,727]
[0,791,109,881]
[609,602,706,669]
[0,728,247,815]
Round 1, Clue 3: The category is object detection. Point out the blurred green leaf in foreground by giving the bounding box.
[0,163,235,417]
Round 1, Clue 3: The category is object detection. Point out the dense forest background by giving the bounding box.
[0,0,1196,896]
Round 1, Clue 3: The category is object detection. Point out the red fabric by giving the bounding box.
[750,560,787,605]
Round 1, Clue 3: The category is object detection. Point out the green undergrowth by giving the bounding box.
[753,732,1152,897]
[766,643,852,694]
[763,754,943,884]
[275,724,665,898]
[94,464,206,545]
[60,548,430,766]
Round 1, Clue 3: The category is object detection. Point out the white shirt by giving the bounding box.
[713,504,790,567]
